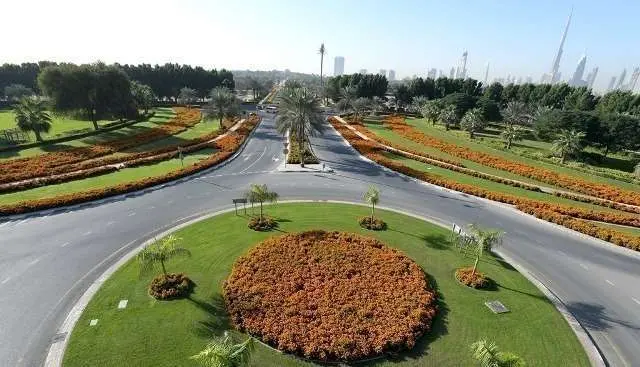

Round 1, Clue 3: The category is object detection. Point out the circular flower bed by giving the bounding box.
[358,216,387,230]
[224,230,437,361]
[247,216,277,231]
[148,273,193,300]
[455,267,489,289]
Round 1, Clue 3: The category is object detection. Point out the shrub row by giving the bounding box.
[224,230,437,361]
[0,107,202,184]
[0,115,261,216]
[329,117,640,251]
[383,115,640,208]
[287,135,319,164]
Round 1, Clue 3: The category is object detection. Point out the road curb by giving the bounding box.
[45,200,604,367]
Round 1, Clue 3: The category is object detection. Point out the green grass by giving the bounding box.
[63,203,589,367]
[0,110,110,141]
[0,148,216,206]
[0,108,176,159]
[123,118,220,153]
[408,117,640,192]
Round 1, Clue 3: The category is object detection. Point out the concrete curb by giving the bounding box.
[45,200,604,367]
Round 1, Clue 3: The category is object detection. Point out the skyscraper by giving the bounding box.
[449,67,455,79]
[547,10,572,83]
[628,67,640,91]
[378,69,386,77]
[334,56,345,76]
[388,70,396,81]
[455,50,468,79]
[483,62,490,84]
[427,68,437,79]
[607,76,617,91]
[569,54,587,86]
[585,67,598,89]
[615,69,627,90]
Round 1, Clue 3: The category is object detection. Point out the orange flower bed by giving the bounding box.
[224,231,437,362]
[329,117,640,251]
[0,115,261,215]
[455,267,489,289]
[383,115,640,208]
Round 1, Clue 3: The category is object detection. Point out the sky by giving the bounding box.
[4,0,640,91]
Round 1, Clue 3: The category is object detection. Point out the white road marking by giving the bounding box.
[579,263,588,270]
[605,279,615,286]
[60,242,70,248]
[632,297,640,306]
[1,277,11,284]
[128,212,136,217]
[557,250,567,256]
[240,146,268,173]
[27,258,40,266]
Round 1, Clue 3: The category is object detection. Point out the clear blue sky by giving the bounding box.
[4,0,639,91]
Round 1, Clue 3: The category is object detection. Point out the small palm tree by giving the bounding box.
[275,87,324,167]
[502,101,530,127]
[137,235,191,279]
[244,184,279,221]
[471,339,525,367]
[191,332,254,367]
[467,224,503,276]
[421,100,442,125]
[205,87,238,129]
[552,129,585,164]
[460,108,485,139]
[351,97,371,122]
[439,104,458,131]
[500,125,525,149]
[362,185,380,224]
[13,97,52,142]
[177,87,198,108]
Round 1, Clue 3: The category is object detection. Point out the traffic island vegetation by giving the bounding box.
[62,203,589,367]
[137,235,193,300]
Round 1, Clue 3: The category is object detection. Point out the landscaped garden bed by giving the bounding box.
[286,135,319,164]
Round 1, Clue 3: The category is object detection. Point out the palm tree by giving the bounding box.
[244,184,279,221]
[467,224,503,276]
[500,125,525,149]
[470,339,525,367]
[13,96,52,142]
[318,43,326,88]
[191,332,254,367]
[552,129,585,164]
[439,104,458,131]
[460,108,485,139]
[205,87,238,129]
[177,87,198,108]
[420,100,442,125]
[362,185,380,224]
[502,101,530,127]
[351,97,371,122]
[137,235,191,279]
[635,162,640,179]
[275,87,324,167]
[336,85,358,115]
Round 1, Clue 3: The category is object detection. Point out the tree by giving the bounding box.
[483,82,504,104]
[410,96,429,113]
[467,224,503,276]
[191,333,254,367]
[635,162,640,179]
[4,84,34,101]
[13,97,52,142]
[177,87,198,108]
[318,43,326,89]
[552,129,586,164]
[420,100,443,125]
[475,96,501,121]
[275,87,325,167]
[441,92,477,118]
[362,185,380,224]
[351,97,371,122]
[137,235,191,279]
[204,87,238,129]
[244,184,278,221]
[392,84,411,109]
[439,104,458,130]
[564,87,597,111]
[500,125,525,149]
[460,108,486,139]
[131,81,155,114]
[502,101,530,127]
[336,85,357,114]
[596,113,640,156]
[470,340,525,367]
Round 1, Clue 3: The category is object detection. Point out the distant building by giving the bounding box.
[548,10,572,83]
[378,69,386,76]
[627,67,640,91]
[607,76,617,91]
[569,54,587,87]
[334,56,345,76]
[427,68,437,79]
[586,67,599,89]
[455,50,468,79]
[438,69,444,78]
[483,62,490,84]
[359,68,368,74]
[615,69,627,90]
[388,69,396,81]
[449,67,455,79]
[526,76,533,84]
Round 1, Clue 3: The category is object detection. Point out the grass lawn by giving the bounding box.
[0,108,175,160]
[408,117,640,192]
[123,117,221,153]
[63,203,589,367]
[0,148,216,206]
[0,109,110,142]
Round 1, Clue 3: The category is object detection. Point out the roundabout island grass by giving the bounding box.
[62,203,589,366]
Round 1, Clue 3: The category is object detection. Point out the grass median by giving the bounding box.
[63,203,589,367]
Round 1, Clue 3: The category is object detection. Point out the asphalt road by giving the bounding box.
[1,113,639,366]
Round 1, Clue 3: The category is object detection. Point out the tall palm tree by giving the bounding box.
[351,97,371,122]
[137,235,191,279]
[318,43,326,88]
[244,184,279,220]
[460,108,485,139]
[502,101,530,127]
[439,104,458,131]
[552,129,585,164]
[362,185,380,224]
[275,87,324,167]
[205,87,238,129]
[470,339,525,367]
[467,224,503,276]
[191,332,254,367]
[13,96,52,142]
[500,125,525,149]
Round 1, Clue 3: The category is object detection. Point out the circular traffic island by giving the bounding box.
[224,230,437,362]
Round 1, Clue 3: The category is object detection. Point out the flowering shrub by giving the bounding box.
[224,231,437,361]
[382,115,640,207]
[247,216,277,231]
[455,267,489,289]
[149,273,193,300]
[287,135,319,164]
[358,216,387,230]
